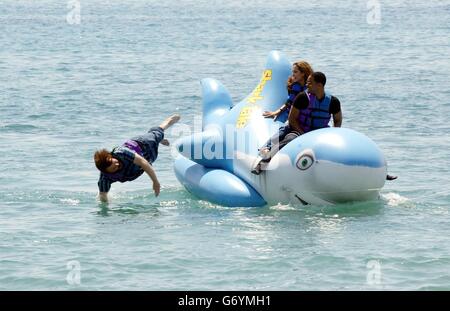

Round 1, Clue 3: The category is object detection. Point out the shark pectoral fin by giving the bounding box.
[175,129,226,168]
[201,78,233,128]
[174,156,266,207]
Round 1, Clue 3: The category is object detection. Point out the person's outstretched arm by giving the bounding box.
[98,174,112,203]
[333,111,342,127]
[133,153,160,196]
[330,97,342,127]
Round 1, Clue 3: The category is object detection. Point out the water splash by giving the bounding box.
[269,203,296,211]
[382,192,412,207]
[59,198,80,206]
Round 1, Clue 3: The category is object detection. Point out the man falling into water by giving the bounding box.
[94,114,180,203]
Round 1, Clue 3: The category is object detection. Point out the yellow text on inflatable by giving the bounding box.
[236,70,272,128]
[236,106,260,129]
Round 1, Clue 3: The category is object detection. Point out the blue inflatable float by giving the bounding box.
[174,51,387,207]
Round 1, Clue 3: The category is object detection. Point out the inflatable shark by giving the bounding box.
[174,51,387,207]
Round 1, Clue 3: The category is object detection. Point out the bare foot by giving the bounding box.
[161,139,170,146]
[159,114,181,130]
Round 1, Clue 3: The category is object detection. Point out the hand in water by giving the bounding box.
[153,181,161,196]
[386,175,398,181]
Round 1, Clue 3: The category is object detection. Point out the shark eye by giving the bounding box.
[296,155,314,170]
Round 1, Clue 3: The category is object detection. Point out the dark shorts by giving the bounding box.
[131,127,165,163]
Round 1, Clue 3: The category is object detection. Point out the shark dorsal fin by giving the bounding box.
[201,78,233,129]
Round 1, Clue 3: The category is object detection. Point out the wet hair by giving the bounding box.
[287,61,314,91]
[312,71,326,86]
[94,149,112,172]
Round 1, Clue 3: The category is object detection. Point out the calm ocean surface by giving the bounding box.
[1,0,450,290]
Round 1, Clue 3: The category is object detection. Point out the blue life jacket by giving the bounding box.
[298,92,332,133]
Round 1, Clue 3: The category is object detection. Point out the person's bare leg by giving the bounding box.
[251,158,263,175]
[158,114,180,146]
[159,114,180,131]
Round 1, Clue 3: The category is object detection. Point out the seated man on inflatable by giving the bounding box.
[252,71,342,174]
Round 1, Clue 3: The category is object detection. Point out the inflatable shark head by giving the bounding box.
[261,128,387,205]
